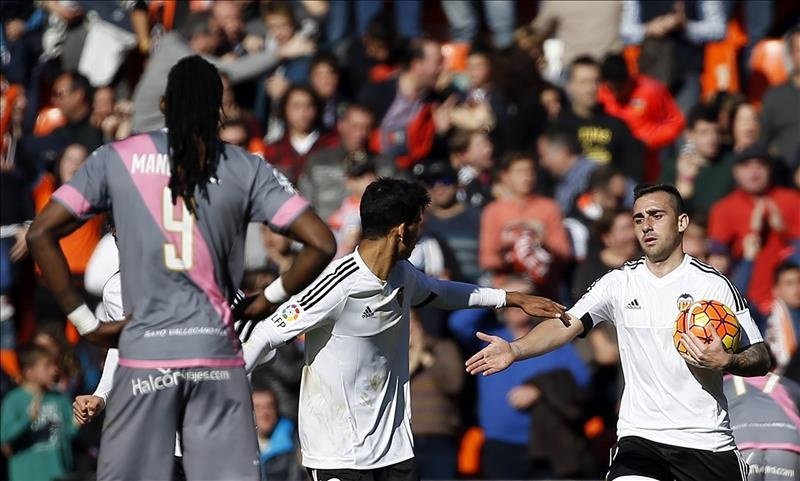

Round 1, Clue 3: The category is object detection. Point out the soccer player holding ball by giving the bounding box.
[467,184,770,481]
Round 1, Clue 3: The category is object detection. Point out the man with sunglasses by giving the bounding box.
[415,160,484,285]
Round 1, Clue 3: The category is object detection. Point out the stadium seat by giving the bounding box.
[33,107,67,137]
[458,426,485,477]
[441,42,470,73]
[748,38,789,105]
[700,19,747,99]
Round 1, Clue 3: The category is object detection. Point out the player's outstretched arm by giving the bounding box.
[466,314,584,376]
[27,202,124,347]
[241,209,336,320]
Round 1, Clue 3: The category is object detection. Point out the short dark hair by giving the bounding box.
[360,178,430,239]
[593,208,631,238]
[686,103,718,130]
[401,35,436,70]
[774,261,800,284]
[60,71,93,102]
[633,183,687,215]
[498,151,535,173]
[262,1,295,25]
[18,344,52,371]
[568,55,599,80]
[601,53,629,84]
[310,51,340,75]
[540,126,581,155]
[588,165,624,191]
[342,102,374,121]
[447,128,474,155]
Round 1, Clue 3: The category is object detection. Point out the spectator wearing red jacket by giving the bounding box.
[262,85,338,183]
[708,146,800,311]
[598,54,684,182]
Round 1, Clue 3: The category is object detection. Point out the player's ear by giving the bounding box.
[159,97,166,114]
[677,213,689,233]
[396,223,406,243]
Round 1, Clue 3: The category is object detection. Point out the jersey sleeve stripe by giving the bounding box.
[301,265,359,310]
[689,261,746,311]
[271,194,310,230]
[298,258,357,305]
[52,184,93,218]
[412,292,438,308]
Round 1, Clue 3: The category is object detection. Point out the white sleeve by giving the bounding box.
[710,276,764,348]
[101,272,124,321]
[408,263,506,310]
[93,348,119,402]
[241,281,348,373]
[568,270,619,333]
[84,234,119,297]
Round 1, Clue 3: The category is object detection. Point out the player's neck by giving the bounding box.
[645,248,685,278]
[357,240,399,281]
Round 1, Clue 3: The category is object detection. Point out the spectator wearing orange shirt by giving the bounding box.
[598,53,684,182]
[708,146,800,312]
[32,144,104,279]
[479,153,571,297]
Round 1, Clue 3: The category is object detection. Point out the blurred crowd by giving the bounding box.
[1,1,800,480]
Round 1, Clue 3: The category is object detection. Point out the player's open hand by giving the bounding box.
[466,332,517,376]
[679,328,731,371]
[506,292,568,324]
[73,395,105,425]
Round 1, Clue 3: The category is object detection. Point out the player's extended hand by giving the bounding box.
[679,328,731,371]
[73,395,105,425]
[506,292,568,324]
[466,332,517,376]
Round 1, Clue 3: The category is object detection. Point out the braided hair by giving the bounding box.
[163,55,223,215]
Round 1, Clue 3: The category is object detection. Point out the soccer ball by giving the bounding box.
[673,300,741,354]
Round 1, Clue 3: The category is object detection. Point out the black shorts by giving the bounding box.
[607,436,748,481]
[308,458,419,481]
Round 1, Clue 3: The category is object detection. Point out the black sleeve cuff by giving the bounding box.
[576,313,594,339]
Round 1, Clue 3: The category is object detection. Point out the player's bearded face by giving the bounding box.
[633,193,685,262]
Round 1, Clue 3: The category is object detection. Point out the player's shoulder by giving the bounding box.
[686,256,747,310]
[296,254,364,308]
[686,256,729,283]
[615,257,645,275]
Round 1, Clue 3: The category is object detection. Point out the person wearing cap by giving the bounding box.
[327,152,378,257]
[415,160,484,285]
[661,103,735,218]
[598,53,684,182]
[708,145,800,312]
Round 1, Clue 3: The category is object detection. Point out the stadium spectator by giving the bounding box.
[761,26,800,174]
[251,384,304,481]
[537,126,598,214]
[564,166,633,262]
[729,100,762,155]
[358,36,446,171]
[417,159,484,285]
[599,52,684,181]
[210,1,246,58]
[263,85,339,183]
[449,278,589,480]
[662,104,735,217]
[0,344,76,481]
[528,0,623,68]
[342,11,402,94]
[327,152,377,257]
[409,312,464,480]
[479,153,571,297]
[451,46,508,136]
[765,262,800,374]
[557,56,644,181]
[447,129,495,209]
[441,1,515,50]
[41,72,103,157]
[708,146,800,311]
[132,12,313,133]
[309,52,343,130]
[89,87,114,131]
[571,209,639,301]
[300,104,391,221]
[620,0,727,113]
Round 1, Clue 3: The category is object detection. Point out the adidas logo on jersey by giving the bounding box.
[362,306,374,318]
[625,299,642,309]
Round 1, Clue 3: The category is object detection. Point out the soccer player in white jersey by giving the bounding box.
[467,184,771,481]
[241,177,567,481]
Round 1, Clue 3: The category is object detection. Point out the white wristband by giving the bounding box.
[263,277,289,304]
[67,304,100,335]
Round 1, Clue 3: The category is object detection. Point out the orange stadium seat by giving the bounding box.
[33,107,66,137]
[458,426,485,477]
[442,42,470,73]
[700,19,747,99]
[748,38,789,106]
